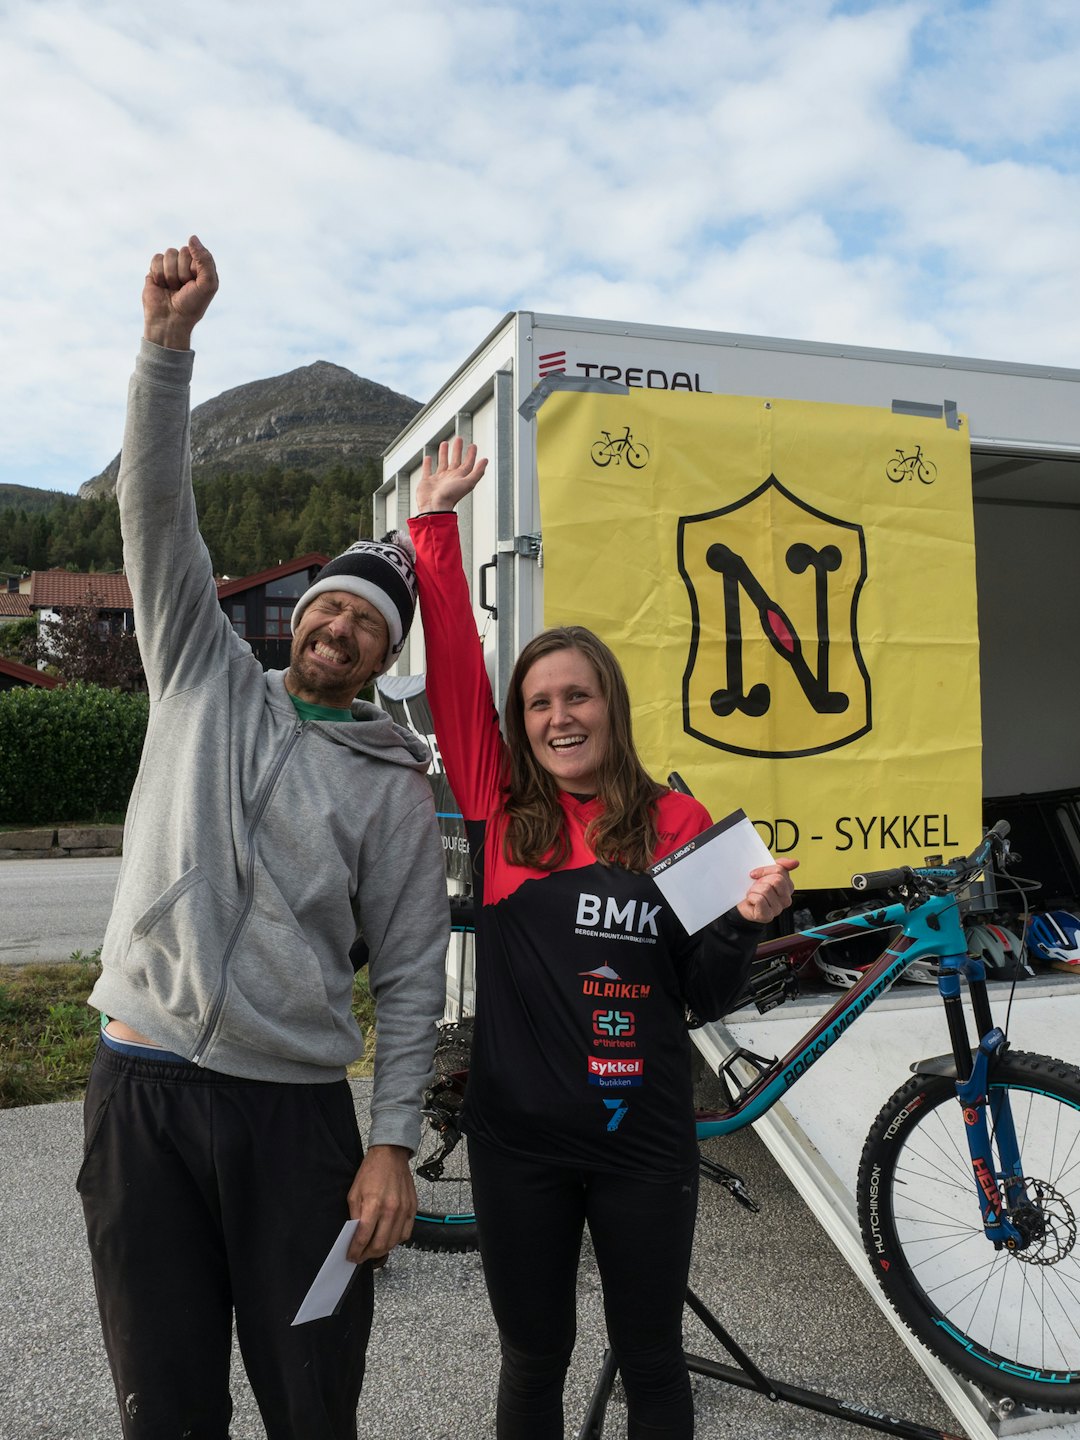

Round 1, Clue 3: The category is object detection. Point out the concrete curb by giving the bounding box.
[0,826,123,860]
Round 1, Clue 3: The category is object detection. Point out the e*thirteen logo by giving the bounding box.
[679,475,871,759]
[593,1009,635,1037]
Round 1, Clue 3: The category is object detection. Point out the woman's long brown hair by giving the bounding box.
[502,626,664,873]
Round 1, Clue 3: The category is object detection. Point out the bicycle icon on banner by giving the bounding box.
[886,444,937,485]
[590,427,650,469]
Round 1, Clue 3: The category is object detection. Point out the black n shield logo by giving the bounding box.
[679,476,871,759]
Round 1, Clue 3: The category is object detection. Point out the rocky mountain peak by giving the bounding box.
[79,360,422,499]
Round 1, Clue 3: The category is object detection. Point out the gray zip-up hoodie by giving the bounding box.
[89,341,448,1152]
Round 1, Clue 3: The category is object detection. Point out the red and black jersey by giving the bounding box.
[409,513,761,1176]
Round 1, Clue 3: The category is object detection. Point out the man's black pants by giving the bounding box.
[78,1043,373,1440]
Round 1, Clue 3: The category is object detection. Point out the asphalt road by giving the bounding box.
[1,1074,963,1440]
[0,856,120,964]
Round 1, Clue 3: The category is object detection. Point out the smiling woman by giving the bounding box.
[503,623,656,873]
[406,437,797,1440]
[520,647,609,795]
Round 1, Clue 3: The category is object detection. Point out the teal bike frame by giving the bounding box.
[694,828,1029,1250]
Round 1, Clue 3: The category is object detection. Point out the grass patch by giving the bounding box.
[348,969,377,1080]
[0,953,377,1108]
[0,951,103,1108]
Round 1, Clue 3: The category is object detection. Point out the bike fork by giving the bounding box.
[939,956,1027,1247]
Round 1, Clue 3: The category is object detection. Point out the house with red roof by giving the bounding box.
[19,554,330,679]
[0,591,32,621]
[216,553,328,669]
[29,569,135,618]
[0,655,58,691]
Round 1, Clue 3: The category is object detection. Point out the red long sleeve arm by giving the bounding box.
[408,513,508,822]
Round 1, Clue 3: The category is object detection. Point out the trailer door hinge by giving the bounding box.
[497,533,542,560]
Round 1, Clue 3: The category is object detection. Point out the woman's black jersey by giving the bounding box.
[410,513,761,1176]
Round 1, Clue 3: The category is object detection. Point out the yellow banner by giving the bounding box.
[536,389,981,888]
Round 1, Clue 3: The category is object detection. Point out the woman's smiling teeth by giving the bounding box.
[551,736,586,750]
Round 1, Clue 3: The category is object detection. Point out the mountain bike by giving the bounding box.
[407,824,1080,1412]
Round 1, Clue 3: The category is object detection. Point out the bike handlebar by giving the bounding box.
[850,821,1010,895]
[851,867,911,893]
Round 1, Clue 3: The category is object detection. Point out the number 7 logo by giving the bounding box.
[603,1098,629,1131]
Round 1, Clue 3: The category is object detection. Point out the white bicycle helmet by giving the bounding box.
[904,923,1030,985]
[1027,911,1080,971]
[814,929,900,989]
[902,956,941,986]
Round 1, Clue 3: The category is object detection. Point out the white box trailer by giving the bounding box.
[377,310,1080,825]
[379,314,1080,1436]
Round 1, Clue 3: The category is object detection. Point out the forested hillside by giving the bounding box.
[0,354,419,577]
[0,460,382,577]
[0,484,73,517]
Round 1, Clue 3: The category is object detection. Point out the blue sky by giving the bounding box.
[3,0,1080,495]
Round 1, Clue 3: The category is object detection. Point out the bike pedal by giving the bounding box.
[699,1157,760,1212]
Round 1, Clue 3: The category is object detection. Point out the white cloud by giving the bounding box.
[2,0,1080,494]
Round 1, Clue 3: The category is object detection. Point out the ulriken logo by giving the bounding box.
[576,894,661,935]
[580,965,652,1000]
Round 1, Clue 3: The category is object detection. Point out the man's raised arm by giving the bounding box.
[119,235,230,698]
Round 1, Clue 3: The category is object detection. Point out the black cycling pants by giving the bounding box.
[468,1134,699,1439]
[77,1043,373,1440]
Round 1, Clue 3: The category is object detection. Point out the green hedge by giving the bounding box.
[0,684,148,825]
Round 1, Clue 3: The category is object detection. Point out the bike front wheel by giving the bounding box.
[857,1050,1080,1409]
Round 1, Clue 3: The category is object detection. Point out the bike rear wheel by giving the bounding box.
[404,1018,479,1253]
[857,1050,1080,1408]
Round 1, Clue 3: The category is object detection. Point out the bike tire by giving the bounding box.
[857,1050,1080,1408]
[403,1018,479,1253]
[625,442,650,469]
[886,457,907,483]
[916,459,938,485]
[590,441,613,467]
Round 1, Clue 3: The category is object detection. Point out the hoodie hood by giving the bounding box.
[265,670,431,770]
